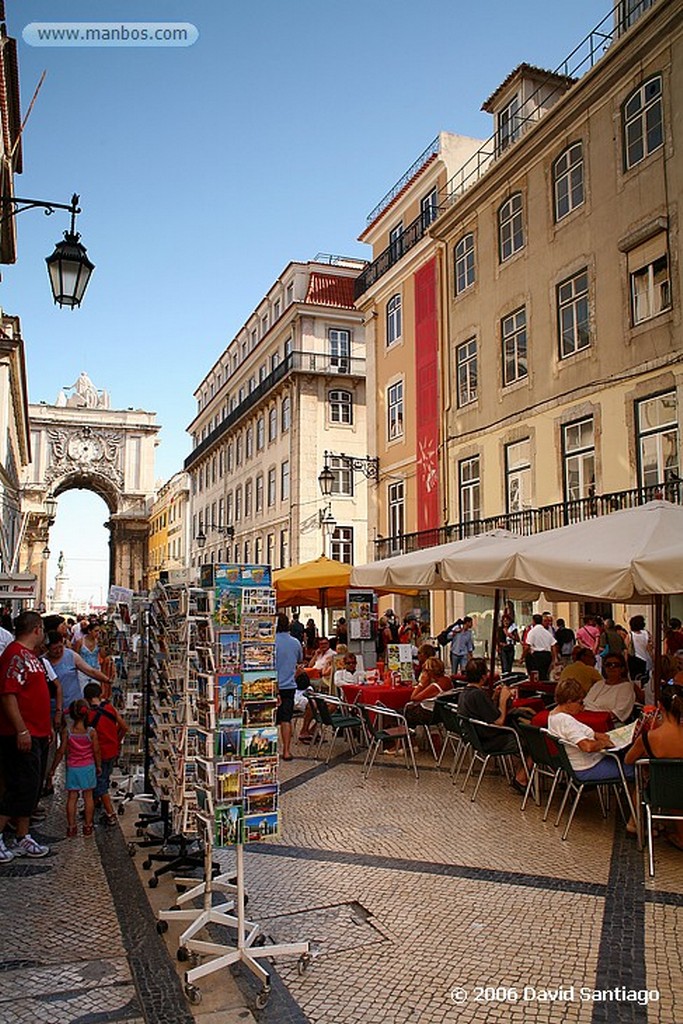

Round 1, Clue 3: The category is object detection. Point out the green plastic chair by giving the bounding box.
[517,722,565,819]
[635,758,683,876]
[307,694,362,765]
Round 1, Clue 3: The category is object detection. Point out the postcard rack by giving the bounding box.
[156,563,311,1008]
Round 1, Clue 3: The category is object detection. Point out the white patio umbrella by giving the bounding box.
[438,501,683,602]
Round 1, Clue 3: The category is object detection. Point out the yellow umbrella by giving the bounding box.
[273,556,352,610]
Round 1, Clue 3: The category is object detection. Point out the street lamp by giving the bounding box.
[42,544,50,561]
[44,493,58,524]
[0,193,94,308]
[196,523,235,549]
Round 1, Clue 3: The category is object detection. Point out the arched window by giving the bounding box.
[498,193,524,262]
[454,233,475,294]
[386,294,402,345]
[623,75,663,169]
[553,142,584,221]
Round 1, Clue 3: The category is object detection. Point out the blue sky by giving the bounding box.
[5,0,608,601]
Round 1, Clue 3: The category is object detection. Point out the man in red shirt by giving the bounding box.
[0,611,51,861]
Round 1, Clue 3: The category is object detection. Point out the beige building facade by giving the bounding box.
[185,257,369,575]
[429,0,682,625]
[354,133,483,621]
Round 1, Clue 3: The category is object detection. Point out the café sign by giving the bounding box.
[0,573,37,600]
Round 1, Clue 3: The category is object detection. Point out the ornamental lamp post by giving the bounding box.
[0,193,95,308]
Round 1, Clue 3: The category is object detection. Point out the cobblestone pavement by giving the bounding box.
[2,744,681,1024]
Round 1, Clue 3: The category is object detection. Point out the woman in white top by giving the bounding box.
[583,652,640,724]
[547,677,635,783]
[627,614,653,682]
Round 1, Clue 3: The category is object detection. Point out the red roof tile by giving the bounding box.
[305,273,356,308]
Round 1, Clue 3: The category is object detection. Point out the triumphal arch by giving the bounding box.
[21,373,159,598]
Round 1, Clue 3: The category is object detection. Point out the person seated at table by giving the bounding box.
[625,680,683,850]
[415,642,437,679]
[560,647,602,696]
[457,658,527,791]
[405,657,452,728]
[302,636,335,683]
[547,677,635,786]
[583,652,642,725]
[333,652,363,690]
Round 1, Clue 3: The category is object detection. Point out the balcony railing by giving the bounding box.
[355,208,437,299]
[365,136,440,226]
[374,481,681,560]
[185,351,366,470]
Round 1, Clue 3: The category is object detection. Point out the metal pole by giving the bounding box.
[653,594,663,704]
[490,588,501,681]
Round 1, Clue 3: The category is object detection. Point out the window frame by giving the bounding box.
[623,74,663,171]
[330,525,354,564]
[388,481,405,554]
[456,338,478,408]
[505,439,531,514]
[420,188,438,229]
[553,142,585,222]
[329,389,353,425]
[501,307,528,387]
[329,328,351,372]
[635,391,679,490]
[629,243,671,326]
[386,293,402,346]
[562,417,595,502]
[498,192,525,262]
[387,379,404,441]
[454,232,475,295]
[557,268,590,359]
[497,94,520,154]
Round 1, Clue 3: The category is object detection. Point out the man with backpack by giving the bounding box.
[83,683,128,826]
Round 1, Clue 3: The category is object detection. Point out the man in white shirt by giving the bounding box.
[333,653,364,691]
[523,614,557,681]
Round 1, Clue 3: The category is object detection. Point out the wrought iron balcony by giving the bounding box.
[354,207,439,299]
[374,480,682,560]
[185,350,366,470]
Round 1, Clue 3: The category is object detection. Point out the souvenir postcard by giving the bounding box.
[216,632,241,672]
[242,811,279,844]
[216,674,242,719]
[242,671,277,701]
[215,760,241,803]
[196,674,214,703]
[196,645,216,674]
[199,564,215,589]
[195,757,213,789]
[242,699,277,728]
[242,756,278,787]
[241,615,276,643]
[243,783,278,815]
[196,702,215,732]
[242,642,275,671]
[186,728,201,759]
[241,587,277,616]
[196,787,213,816]
[213,586,242,629]
[241,726,278,758]
[215,564,272,589]
[215,804,242,847]
[214,719,243,758]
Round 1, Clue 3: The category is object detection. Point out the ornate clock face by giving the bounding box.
[68,435,102,463]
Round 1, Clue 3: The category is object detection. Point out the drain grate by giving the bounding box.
[260,900,389,958]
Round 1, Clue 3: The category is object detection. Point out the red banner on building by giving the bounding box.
[414,258,440,533]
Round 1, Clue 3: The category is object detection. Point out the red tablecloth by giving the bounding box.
[530,709,613,732]
[340,682,414,712]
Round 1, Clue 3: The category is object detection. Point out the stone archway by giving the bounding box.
[21,373,159,602]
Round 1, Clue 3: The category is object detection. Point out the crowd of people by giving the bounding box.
[0,610,128,863]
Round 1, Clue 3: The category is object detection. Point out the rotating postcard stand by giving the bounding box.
[156,565,310,1008]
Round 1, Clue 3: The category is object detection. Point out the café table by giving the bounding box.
[340,681,415,713]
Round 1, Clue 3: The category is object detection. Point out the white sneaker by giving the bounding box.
[0,837,15,863]
[11,834,50,859]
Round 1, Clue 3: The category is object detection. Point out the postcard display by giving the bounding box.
[157,565,311,1006]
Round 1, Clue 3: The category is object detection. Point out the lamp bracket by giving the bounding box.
[323,450,379,482]
[0,193,81,234]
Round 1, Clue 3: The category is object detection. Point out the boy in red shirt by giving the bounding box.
[82,683,128,826]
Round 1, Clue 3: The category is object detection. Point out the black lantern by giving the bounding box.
[318,462,335,498]
[46,230,94,308]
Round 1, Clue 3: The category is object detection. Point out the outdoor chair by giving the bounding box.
[541,729,636,841]
[306,693,362,765]
[433,698,469,781]
[635,758,683,876]
[457,715,527,803]
[516,721,565,819]
[359,704,418,780]
[403,699,443,760]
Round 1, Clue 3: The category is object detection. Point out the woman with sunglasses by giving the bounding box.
[625,680,683,850]
[583,652,641,725]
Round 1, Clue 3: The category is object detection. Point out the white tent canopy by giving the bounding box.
[439,500,683,602]
[351,502,683,604]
